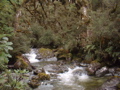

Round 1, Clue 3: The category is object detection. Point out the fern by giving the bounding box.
[0,69,30,90]
[0,35,13,70]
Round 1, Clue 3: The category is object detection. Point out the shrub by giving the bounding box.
[0,35,13,71]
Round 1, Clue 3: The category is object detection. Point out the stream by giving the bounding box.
[24,49,108,90]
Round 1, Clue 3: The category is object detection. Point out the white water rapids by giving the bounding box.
[57,67,89,90]
[23,49,40,63]
[58,67,89,86]
[24,49,104,90]
[23,49,57,63]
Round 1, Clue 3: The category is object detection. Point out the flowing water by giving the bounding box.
[23,49,40,63]
[24,49,107,90]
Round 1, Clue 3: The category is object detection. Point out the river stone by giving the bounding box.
[28,75,41,89]
[95,66,109,77]
[108,68,120,76]
[36,48,54,60]
[14,55,34,71]
[87,61,101,75]
[33,68,45,75]
[44,64,68,73]
[72,68,86,75]
[28,79,40,89]
[97,76,120,90]
[115,68,120,76]
[37,73,50,81]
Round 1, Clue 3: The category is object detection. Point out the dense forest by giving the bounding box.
[0,0,120,90]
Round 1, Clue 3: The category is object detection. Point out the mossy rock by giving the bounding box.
[55,48,72,61]
[38,48,54,59]
[28,79,40,89]
[86,60,101,75]
[117,83,120,89]
[98,76,120,90]
[72,57,82,62]
[91,60,99,63]
[37,73,50,81]
[33,68,45,75]
[14,56,32,71]
[82,60,92,64]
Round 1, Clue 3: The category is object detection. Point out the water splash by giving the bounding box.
[58,67,89,86]
[23,49,57,63]
[23,49,40,63]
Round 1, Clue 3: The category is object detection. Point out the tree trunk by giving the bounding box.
[14,9,22,32]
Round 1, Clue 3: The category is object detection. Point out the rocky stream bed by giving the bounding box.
[7,49,120,90]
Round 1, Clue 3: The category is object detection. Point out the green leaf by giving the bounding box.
[6,54,12,58]
[7,46,13,50]
[6,42,13,45]
[2,37,8,41]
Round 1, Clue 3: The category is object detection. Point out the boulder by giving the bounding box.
[36,48,54,60]
[87,61,101,75]
[108,68,120,76]
[115,68,120,76]
[33,68,45,75]
[97,76,120,90]
[37,73,50,81]
[28,76,40,89]
[72,68,86,75]
[44,64,68,73]
[55,47,72,61]
[14,56,34,71]
[95,66,109,77]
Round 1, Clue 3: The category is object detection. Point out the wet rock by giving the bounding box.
[87,61,101,75]
[36,48,54,60]
[50,73,58,78]
[14,56,34,71]
[79,63,88,67]
[28,79,40,89]
[72,68,86,75]
[37,73,50,81]
[44,64,68,73]
[108,68,120,76]
[28,75,41,89]
[108,68,116,76]
[55,48,72,61]
[115,68,120,76]
[95,66,109,77]
[117,83,120,89]
[97,76,120,90]
[31,75,39,80]
[33,68,45,75]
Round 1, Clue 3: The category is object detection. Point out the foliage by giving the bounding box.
[0,35,13,70]
[0,0,119,66]
[30,24,55,47]
[84,9,120,65]
[0,0,14,34]
[10,33,31,55]
[0,69,30,90]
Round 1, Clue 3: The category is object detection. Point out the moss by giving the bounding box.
[82,60,92,64]
[16,56,28,68]
[14,56,32,71]
[37,73,50,81]
[38,48,53,59]
[56,48,72,61]
[91,60,99,64]
[28,79,40,89]
[117,83,120,89]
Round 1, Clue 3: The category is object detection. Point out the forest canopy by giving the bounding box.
[0,0,120,70]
